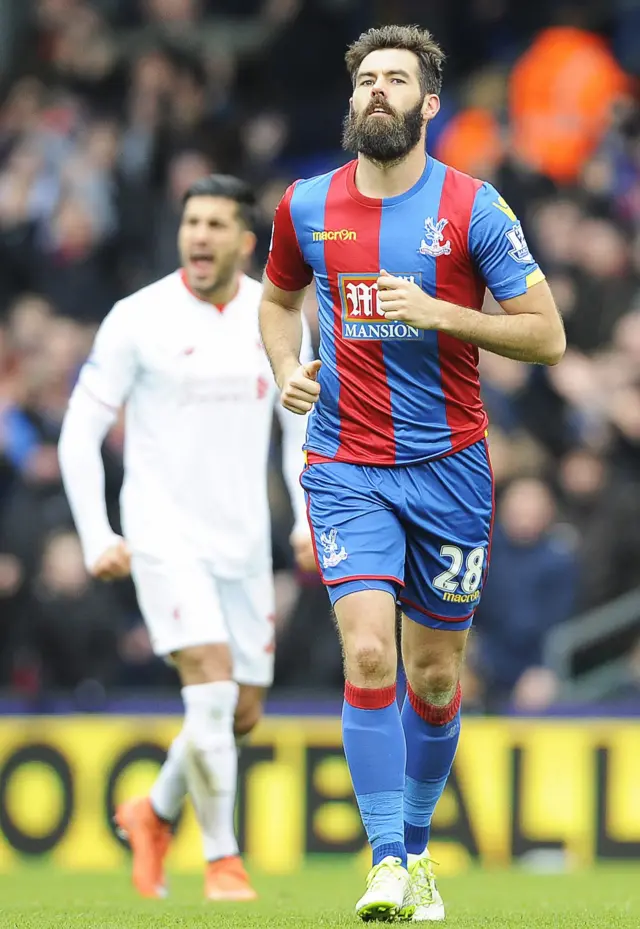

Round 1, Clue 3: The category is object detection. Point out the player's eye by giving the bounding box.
[391,78,406,84]
[360,79,374,86]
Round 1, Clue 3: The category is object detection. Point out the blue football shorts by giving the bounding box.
[301,438,494,630]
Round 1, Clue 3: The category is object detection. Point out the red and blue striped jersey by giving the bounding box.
[265,157,544,466]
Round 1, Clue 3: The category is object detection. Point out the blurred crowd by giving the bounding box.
[0,0,640,710]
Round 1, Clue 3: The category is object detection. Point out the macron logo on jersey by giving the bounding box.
[339,273,424,341]
[312,229,357,242]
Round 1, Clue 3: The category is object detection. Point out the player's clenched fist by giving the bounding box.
[280,359,322,414]
[377,269,443,330]
[91,537,131,581]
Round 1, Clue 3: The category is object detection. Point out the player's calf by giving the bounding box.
[400,624,465,889]
[172,644,241,865]
[233,684,266,738]
[335,591,410,878]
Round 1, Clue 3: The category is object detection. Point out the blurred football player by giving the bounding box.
[59,174,315,902]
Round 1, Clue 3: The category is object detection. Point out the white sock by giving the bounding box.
[182,680,240,862]
[150,729,188,822]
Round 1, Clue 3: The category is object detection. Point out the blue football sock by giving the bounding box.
[401,682,462,855]
[342,682,407,867]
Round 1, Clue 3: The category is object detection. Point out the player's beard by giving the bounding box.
[190,255,237,301]
[342,97,425,164]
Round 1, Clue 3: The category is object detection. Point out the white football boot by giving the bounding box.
[408,852,445,921]
[355,856,416,921]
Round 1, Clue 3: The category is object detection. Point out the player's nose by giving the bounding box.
[192,226,210,244]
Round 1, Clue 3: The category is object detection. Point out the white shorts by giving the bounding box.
[130,555,275,686]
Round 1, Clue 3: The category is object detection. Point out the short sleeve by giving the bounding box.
[468,182,545,302]
[264,182,313,292]
[78,302,138,409]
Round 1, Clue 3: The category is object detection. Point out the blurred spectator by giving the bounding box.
[29,530,122,696]
[474,479,578,709]
[509,22,629,184]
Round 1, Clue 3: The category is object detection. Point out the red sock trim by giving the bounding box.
[407,681,461,725]
[344,681,397,709]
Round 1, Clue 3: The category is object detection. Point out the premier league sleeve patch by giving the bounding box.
[505,222,534,264]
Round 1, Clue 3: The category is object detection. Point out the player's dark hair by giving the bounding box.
[345,24,445,96]
[182,174,257,229]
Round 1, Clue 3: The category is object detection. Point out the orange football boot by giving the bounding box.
[205,855,258,901]
[115,797,172,899]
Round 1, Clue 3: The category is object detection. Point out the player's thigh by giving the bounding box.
[217,568,276,691]
[399,439,494,633]
[130,554,231,671]
[301,461,405,600]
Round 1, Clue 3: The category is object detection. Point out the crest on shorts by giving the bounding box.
[418,217,452,257]
[320,528,348,569]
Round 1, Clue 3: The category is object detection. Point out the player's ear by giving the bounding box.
[423,93,441,121]
[241,229,257,259]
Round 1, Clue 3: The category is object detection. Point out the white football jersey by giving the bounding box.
[61,270,311,577]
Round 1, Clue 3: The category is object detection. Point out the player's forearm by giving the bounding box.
[259,299,304,389]
[58,390,120,568]
[436,302,565,365]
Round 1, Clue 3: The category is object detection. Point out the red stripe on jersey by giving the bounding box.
[265,181,314,292]
[436,167,488,450]
[324,165,396,463]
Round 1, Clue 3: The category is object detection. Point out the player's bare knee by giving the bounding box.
[345,638,395,687]
[174,643,233,685]
[405,646,463,704]
[408,660,459,705]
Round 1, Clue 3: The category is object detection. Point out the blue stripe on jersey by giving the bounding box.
[290,172,341,459]
[378,158,453,459]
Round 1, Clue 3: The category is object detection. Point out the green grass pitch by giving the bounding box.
[0,860,639,928]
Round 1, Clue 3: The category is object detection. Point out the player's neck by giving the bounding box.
[205,274,241,308]
[355,145,427,199]
[184,270,241,308]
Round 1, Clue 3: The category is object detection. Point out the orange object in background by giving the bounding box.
[434,108,504,178]
[509,27,629,184]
